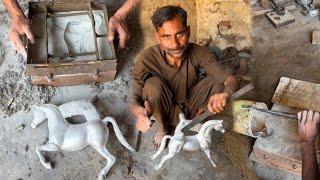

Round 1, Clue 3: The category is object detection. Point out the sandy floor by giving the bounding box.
[0,1,242,179]
[1,0,318,179]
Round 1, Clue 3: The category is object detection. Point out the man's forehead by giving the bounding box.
[157,16,186,34]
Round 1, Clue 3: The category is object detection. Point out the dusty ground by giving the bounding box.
[253,7,320,104]
[251,6,320,179]
[0,1,242,180]
[1,0,317,179]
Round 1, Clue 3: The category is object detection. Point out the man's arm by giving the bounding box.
[197,46,239,114]
[2,0,34,55]
[108,0,140,48]
[130,55,152,132]
[207,75,239,114]
[3,0,24,18]
[298,110,320,180]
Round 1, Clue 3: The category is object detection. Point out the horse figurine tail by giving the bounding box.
[151,135,172,160]
[102,117,135,152]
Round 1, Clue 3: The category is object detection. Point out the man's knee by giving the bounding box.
[143,76,170,101]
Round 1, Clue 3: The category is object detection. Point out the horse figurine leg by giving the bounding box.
[35,143,59,169]
[155,139,184,170]
[94,146,116,180]
[203,148,217,167]
[90,136,116,180]
[151,135,172,160]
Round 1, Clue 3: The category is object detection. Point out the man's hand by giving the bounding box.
[207,92,229,114]
[131,102,152,132]
[9,16,34,55]
[108,15,129,49]
[298,110,320,143]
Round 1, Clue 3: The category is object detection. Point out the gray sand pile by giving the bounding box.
[0,69,55,116]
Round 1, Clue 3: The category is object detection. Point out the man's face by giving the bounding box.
[155,15,190,59]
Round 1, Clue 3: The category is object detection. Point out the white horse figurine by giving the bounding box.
[31,100,135,180]
[151,113,225,170]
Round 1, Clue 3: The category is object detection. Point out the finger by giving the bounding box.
[117,25,128,48]
[212,101,220,114]
[141,117,151,126]
[307,110,314,122]
[137,121,148,132]
[222,97,227,107]
[301,110,308,125]
[207,99,214,114]
[146,118,152,126]
[107,22,116,42]
[314,112,320,123]
[11,33,26,54]
[217,100,224,111]
[144,101,152,115]
[23,25,35,44]
[297,112,302,123]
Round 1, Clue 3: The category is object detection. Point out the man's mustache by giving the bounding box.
[167,46,187,52]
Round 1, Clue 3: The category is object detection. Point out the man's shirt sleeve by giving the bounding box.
[130,53,148,107]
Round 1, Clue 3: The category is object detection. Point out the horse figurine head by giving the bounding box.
[31,104,66,129]
[206,120,225,133]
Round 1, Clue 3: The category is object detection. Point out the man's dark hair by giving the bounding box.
[151,6,187,31]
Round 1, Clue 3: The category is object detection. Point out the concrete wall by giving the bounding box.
[196,0,252,50]
[140,0,252,50]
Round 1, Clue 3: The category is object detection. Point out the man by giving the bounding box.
[2,0,140,55]
[130,6,239,147]
[297,110,320,180]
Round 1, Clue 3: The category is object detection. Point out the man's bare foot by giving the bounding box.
[153,128,167,149]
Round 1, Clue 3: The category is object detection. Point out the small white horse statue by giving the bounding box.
[31,100,135,180]
[151,113,225,170]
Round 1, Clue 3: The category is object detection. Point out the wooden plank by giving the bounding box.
[272,77,320,112]
[30,70,116,86]
[26,60,117,86]
[249,103,320,175]
[26,60,117,76]
[250,147,302,175]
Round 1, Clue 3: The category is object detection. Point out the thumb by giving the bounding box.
[23,25,35,44]
[144,101,152,115]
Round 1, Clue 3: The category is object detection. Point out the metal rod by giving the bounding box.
[87,2,100,60]
[47,12,89,18]
[44,5,48,64]
[48,51,96,58]
[243,106,297,120]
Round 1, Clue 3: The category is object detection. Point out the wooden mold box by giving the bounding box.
[272,77,320,112]
[27,1,117,86]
